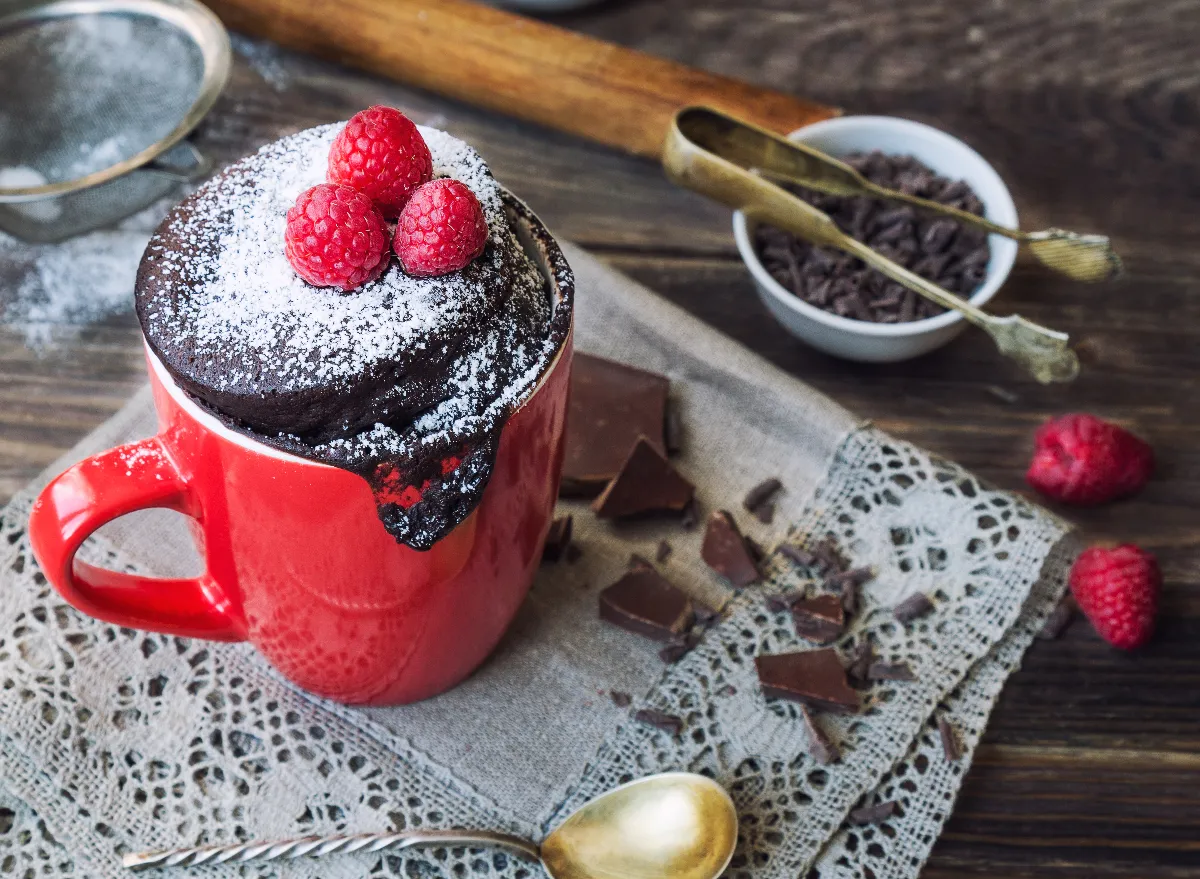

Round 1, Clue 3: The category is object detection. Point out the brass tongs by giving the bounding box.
[662,106,1082,384]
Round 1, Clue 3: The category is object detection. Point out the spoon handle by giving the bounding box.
[122,829,541,872]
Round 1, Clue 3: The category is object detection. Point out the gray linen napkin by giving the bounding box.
[0,243,1068,879]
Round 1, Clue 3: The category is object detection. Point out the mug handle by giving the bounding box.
[29,436,246,641]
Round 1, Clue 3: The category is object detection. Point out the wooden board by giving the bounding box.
[0,1,1197,873]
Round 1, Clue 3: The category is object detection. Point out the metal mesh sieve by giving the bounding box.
[0,0,230,242]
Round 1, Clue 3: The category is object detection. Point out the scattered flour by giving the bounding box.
[231,34,296,91]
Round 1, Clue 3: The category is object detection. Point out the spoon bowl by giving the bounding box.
[542,773,738,879]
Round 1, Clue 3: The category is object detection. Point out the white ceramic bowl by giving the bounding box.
[733,115,1019,363]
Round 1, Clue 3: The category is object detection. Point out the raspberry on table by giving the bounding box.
[1026,413,1154,505]
[1069,544,1160,650]
[327,105,433,217]
[284,183,390,291]
[394,179,490,277]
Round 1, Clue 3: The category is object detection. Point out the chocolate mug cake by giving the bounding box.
[135,120,571,549]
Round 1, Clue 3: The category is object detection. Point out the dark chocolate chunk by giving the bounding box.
[750,501,776,525]
[694,603,721,627]
[744,535,766,564]
[893,592,935,623]
[743,478,782,514]
[812,538,849,573]
[764,592,801,614]
[633,708,683,736]
[680,497,700,530]
[826,567,874,589]
[610,690,632,708]
[755,648,859,714]
[849,801,897,825]
[562,354,669,496]
[867,661,916,681]
[664,406,683,455]
[599,569,694,642]
[565,543,583,564]
[701,510,760,587]
[592,438,694,519]
[778,543,818,567]
[542,515,574,562]
[1037,596,1076,640]
[846,641,875,684]
[792,594,846,644]
[937,715,962,762]
[655,540,673,564]
[659,631,701,663]
[798,704,840,765]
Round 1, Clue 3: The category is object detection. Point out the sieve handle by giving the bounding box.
[144,141,212,182]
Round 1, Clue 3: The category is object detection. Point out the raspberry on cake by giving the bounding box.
[327,105,433,217]
[394,178,490,277]
[284,183,390,291]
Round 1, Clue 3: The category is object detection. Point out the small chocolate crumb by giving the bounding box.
[826,567,874,589]
[719,684,737,696]
[893,592,935,623]
[629,553,656,572]
[542,515,574,562]
[592,438,695,519]
[665,406,683,455]
[849,801,897,825]
[750,501,776,524]
[867,661,916,681]
[701,510,760,587]
[680,497,700,530]
[937,715,962,762]
[755,648,859,714]
[812,538,849,574]
[634,708,683,736]
[792,594,845,644]
[744,477,782,511]
[798,704,840,764]
[610,690,632,708]
[565,543,583,564]
[1037,596,1076,640]
[694,603,720,627]
[846,641,875,685]
[778,543,818,567]
[659,632,701,663]
[764,592,801,614]
[839,581,859,616]
[599,569,694,642]
[655,540,673,563]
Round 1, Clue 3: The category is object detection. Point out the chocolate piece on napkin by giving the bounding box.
[599,568,694,642]
[792,594,845,644]
[867,661,916,681]
[592,438,694,518]
[893,592,935,623]
[659,631,701,663]
[798,704,840,765]
[610,690,632,708]
[846,640,875,685]
[701,510,760,587]
[755,648,859,714]
[849,800,897,825]
[743,477,782,524]
[937,715,962,762]
[778,543,818,567]
[562,353,669,497]
[542,515,573,562]
[634,708,683,736]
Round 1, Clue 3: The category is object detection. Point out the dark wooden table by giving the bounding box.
[2,1,1198,875]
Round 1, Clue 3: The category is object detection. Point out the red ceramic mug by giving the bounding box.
[29,199,573,706]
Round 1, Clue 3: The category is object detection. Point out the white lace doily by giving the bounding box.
[0,427,1068,879]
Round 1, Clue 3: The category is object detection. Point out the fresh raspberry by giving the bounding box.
[1026,413,1153,505]
[1069,544,1160,649]
[284,184,389,291]
[393,179,489,277]
[327,106,433,216]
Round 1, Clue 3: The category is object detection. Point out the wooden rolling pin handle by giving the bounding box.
[204,0,837,159]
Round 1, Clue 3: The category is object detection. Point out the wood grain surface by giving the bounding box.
[1,0,1197,874]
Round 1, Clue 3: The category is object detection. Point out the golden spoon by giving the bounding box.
[122,772,738,876]
[664,107,1080,383]
[679,106,1120,283]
